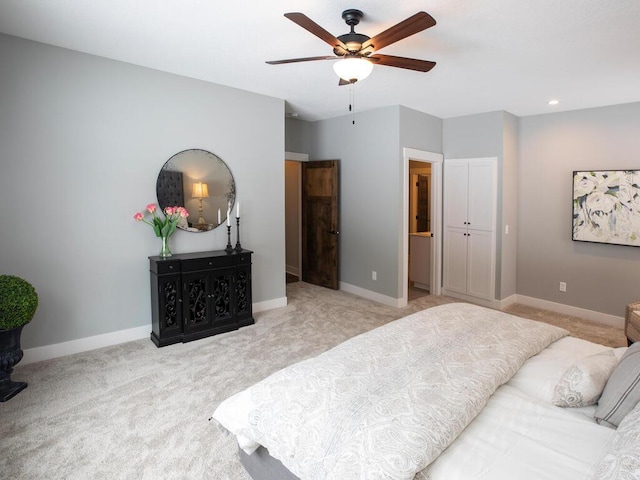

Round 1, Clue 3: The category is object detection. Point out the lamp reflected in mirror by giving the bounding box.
[192,181,210,225]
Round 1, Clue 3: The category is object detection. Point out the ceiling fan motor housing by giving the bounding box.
[335,33,370,55]
[336,9,370,55]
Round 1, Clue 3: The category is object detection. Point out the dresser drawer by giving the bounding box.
[154,260,181,275]
[182,255,234,272]
[234,253,252,266]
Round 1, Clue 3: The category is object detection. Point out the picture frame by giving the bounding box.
[572,170,640,247]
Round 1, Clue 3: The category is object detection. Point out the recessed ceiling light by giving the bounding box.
[548,99,560,106]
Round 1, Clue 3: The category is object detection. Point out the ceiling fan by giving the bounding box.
[266,9,437,85]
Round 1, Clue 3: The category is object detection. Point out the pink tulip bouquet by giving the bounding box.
[134,203,189,239]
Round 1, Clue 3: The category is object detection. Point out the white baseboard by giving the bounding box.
[514,294,624,329]
[340,282,403,308]
[21,292,623,366]
[442,291,623,329]
[442,289,504,310]
[253,296,287,313]
[285,265,300,277]
[497,294,519,309]
[22,297,289,365]
[22,325,149,366]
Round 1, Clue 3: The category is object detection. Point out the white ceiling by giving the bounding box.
[1,0,639,121]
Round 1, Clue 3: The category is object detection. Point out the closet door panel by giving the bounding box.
[443,227,468,294]
[444,162,470,228]
[467,161,496,232]
[466,230,494,300]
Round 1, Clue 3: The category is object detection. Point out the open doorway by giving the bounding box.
[284,152,307,284]
[408,162,432,300]
[284,153,340,290]
[400,148,443,307]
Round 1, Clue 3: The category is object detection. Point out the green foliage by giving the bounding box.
[0,275,38,330]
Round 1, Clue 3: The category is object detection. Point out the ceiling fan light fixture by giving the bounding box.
[333,57,373,83]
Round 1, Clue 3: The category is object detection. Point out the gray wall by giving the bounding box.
[518,102,640,316]
[501,112,519,299]
[285,118,312,154]
[309,106,442,298]
[0,34,286,349]
[399,106,443,153]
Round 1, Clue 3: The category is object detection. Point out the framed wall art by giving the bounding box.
[572,170,640,247]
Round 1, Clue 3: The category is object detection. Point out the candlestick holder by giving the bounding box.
[225,225,233,253]
[234,217,242,251]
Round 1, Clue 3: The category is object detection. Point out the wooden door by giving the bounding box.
[302,160,339,289]
[417,174,429,232]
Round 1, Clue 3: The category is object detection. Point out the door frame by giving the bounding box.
[399,148,443,307]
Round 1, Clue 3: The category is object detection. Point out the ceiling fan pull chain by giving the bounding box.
[350,84,356,125]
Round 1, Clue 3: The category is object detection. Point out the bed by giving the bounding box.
[212,303,640,480]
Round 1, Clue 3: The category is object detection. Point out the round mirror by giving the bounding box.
[156,149,236,232]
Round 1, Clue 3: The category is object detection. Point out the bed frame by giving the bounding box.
[238,446,299,480]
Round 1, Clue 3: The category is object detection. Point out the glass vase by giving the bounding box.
[159,235,172,258]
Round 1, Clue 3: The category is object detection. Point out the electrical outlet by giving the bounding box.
[505,225,509,235]
[559,282,567,292]
[372,271,377,281]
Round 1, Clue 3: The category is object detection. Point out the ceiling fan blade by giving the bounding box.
[361,12,436,53]
[266,55,337,65]
[368,54,436,72]
[284,12,348,54]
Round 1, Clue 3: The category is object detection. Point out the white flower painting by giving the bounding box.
[573,170,640,246]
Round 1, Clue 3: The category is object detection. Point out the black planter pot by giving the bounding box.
[0,325,27,402]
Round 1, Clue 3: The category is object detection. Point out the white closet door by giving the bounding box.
[443,157,497,302]
[443,227,468,294]
[444,161,470,228]
[467,160,496,232]
[466,229,495,300]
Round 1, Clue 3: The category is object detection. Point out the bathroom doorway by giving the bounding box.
[409,162,432,297]
[400,148,443,307]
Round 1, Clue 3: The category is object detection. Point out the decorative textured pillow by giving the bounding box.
[595,342,640,428]
[552,350,619,407]
[589,401,640,479]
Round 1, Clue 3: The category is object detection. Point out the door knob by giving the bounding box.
[329,230,340,235]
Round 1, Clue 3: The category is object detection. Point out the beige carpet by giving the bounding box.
[0,283,626,479]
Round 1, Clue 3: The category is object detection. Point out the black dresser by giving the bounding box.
[149,249,254,347]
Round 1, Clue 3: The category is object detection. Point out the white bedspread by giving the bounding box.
[420,384,615,480]
[213,303,567,480]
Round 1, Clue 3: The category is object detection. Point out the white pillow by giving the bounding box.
[552,350,618,408]
[589,401,640,479]
[506,337,623,404]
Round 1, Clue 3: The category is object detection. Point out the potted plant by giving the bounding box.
[0,275,38,401]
